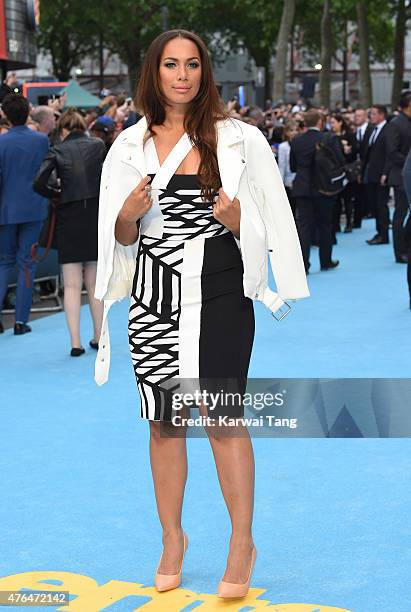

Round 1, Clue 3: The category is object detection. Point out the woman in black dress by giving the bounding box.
[330,113,359,233]
[114,30,257,598]
[33,110,106,356]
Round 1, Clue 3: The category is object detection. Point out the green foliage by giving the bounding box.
[36,0,402,86]
[37,0,101,79]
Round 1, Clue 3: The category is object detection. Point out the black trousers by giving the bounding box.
[296,195,335,270]
[406,215,411,299]
[285,186,297,220]
[364,183,390,241]
[392,186,409,258]
[350,181,365,226]
[333,182,356,232]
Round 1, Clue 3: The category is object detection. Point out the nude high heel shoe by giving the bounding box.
[217,545,257,598]
[154,531,188,592]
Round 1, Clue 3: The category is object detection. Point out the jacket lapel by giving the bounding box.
[117,115,247,201]
[216,119,247,201]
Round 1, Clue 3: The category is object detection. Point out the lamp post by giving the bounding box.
[161,6,169,31]
[342,48,348,107]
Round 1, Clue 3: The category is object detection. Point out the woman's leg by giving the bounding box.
[83,261,104,342]
[149,420,189,574]
[62,263,83,348]
[204,416,255,584]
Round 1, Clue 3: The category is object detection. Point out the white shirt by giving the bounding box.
[368,120,387,145]
[277,141,296,188]
[356,122,368,142]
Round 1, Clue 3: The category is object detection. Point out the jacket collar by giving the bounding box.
[117,115,247,201]
[116,114,245,146]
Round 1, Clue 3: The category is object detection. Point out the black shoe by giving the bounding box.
[344,225,353,233]
[396,254,408,263]
[366,233,379,242]
[89,339,99,350]
[14,323,32,335]
[366,236,389,245]
[0,320,3,334]
[71,347,85,357]
[321,260,340,271]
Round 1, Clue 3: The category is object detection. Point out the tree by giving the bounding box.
[37,0,100,80]
[273,0,296,103]
[391,0,411,108]
[356,0,373,106]
[319,0,332,107]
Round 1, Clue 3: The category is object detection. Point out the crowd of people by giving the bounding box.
[230,94,411,299]
[0,78,410,354]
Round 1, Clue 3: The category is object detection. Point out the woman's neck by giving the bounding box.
[161,105,187,131]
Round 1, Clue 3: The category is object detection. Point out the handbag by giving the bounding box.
[30,195,59,263]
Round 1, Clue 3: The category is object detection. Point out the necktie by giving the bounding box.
[357,128,363,143]
[369,127,378,146]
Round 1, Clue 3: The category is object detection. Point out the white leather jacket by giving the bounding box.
[94,116,310,384]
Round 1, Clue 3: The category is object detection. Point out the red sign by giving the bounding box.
[0,0,7,60]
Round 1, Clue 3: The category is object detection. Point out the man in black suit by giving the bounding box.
[401,150,411,307]
[382,91,411,262]
[290,109,344,272]
[363,105,390,244]
[353,107,374,224]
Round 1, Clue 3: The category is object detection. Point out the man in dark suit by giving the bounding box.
[363,105,390,245]
[382,90,411,263]
[290,109,344,273]
[353,107,374,224]
[0,94,49,334]
[401,150,411,307]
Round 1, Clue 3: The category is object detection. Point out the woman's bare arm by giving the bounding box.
[113,176,152,245]
[115,214,140,246]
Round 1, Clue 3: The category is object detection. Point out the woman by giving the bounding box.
[33,109,106,356]
[277,120,298,218]
[95,29,309,598]
[330,113,358,233]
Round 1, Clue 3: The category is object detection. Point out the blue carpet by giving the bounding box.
[0,219,410,611]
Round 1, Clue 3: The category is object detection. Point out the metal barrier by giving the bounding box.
[0,250,63,315]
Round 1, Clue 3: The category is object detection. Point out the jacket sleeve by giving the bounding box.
[246,126,309,300]
[32,149,60,199]
[401,149,411,204]
[384,121,405,175]
[94,137,141,301]
[346,131,359,161]
[289,142,297,173]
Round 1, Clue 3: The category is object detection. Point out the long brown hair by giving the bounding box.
[134,29,229,202]
[58,108,87,133]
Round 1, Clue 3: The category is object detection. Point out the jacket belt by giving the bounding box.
[94,299,115,385]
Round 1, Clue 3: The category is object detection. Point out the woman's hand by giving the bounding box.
[115,175,153,245]
[212,188,241,238]
[118,175,153,223]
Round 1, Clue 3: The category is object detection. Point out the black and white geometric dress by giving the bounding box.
[128,135,255,422]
